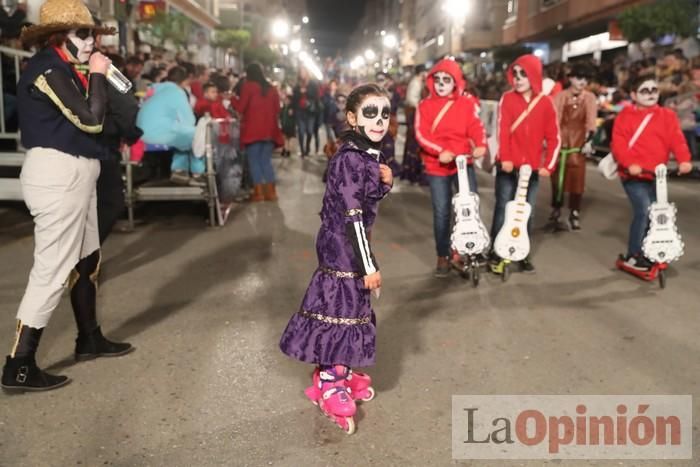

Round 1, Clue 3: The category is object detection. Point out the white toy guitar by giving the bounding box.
[494,164,532,262]
[642,164,684,263]
[450,155,490,256]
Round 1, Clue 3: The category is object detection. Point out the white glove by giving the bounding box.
[582,141,594,156]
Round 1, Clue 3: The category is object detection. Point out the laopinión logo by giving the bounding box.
[452,395,692,460]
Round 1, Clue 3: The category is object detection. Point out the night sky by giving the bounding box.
[305,0,367,59]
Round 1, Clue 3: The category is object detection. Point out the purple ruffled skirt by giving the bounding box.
[279,268,376,368]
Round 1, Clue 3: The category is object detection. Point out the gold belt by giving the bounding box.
[319,266,360,279]
[299,310,371,326]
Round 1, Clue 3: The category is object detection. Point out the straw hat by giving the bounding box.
[20,0,114,46]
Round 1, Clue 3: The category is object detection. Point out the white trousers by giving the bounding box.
[16,148,101,329]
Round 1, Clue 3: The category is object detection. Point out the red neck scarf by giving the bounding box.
[53,46,88,91]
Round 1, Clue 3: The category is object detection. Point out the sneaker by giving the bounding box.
[435,256,451,278]
[189,174,207,187]
[569,210,581,231]
[450,251,464,270]
[170,170,190,185]
[624,255,653,271]
[519,257,536,274]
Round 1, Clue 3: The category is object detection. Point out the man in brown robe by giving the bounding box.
[550,64,598,230]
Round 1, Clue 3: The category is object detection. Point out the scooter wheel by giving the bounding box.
[501,264,510,282]
[658,269,666,289]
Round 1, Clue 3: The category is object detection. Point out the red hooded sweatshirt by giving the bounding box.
[497,54,560,171]
[415,59,486,176]
[611,104,691,180]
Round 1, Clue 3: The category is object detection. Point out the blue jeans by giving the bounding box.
[296,111,316,156]
[427,165,478,257]
[246,141,275,184]
[490,168,540,242]
[622,179,656,257]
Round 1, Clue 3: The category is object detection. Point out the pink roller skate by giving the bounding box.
[346,369,375,402]
[304,366,357,434]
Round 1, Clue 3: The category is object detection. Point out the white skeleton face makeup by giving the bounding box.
[512,65,531,94]
[354,95,391,143]
[633,79,660,107]
[570,76,587,92]
[66,29,95,64]
[433,71,455,97]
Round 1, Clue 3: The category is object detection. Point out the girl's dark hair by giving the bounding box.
[41,32,67,48]
[245,62,270,96]
[345,83,389,115]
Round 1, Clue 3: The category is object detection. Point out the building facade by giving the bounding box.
[502,0,650,62]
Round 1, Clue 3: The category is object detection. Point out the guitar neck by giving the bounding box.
[456,155,471,193]
[515,166,532,202]
[656,171,668,204]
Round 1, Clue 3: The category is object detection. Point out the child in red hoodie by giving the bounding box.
[611,74,692,271]
[490,54,560,273]
[415,58,487,277]
[194,82,232,145]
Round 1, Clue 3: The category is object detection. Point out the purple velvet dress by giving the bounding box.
[280,142,391,368]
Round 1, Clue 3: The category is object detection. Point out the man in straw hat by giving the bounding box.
[2,0,133,394]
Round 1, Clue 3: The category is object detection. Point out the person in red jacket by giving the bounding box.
[490,54,560,273]
[230,62,282,202]
[612,74,693,271]
[415,58,487,277]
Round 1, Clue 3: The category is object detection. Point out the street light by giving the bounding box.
[364,49,376,61]
[271,18,290,39]
[382,33,398,49]
[351,55,366,70]
[442,0,470,20]
[442,0,470,55]
[290,38,302,53]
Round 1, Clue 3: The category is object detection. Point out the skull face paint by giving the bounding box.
[633,79,660,107]
[356,95,391,143]
[433,71,455,97]
[570,76,587,93]
[66,29,95,64]
[512,65,531,94]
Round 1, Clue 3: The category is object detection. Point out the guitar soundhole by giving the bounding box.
[657,214,668,225]
[509,246,516,255]
[659,251,666,259]
[462,208,471,217]
[467,242,475,249]
[511,227,520,238]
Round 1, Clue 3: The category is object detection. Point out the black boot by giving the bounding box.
[2,325,70,393]
[71,251,133,362]
[75,326,133,361]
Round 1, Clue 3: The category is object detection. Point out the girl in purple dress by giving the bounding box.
[279,84,393,434]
